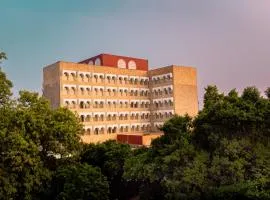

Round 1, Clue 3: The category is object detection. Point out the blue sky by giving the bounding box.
[1,0,270,105]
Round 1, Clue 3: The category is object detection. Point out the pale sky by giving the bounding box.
[1,0,270,106]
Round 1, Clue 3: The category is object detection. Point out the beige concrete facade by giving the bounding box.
[43,58,198,144]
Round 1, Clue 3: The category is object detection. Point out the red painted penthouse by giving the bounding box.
[79,53,149,71]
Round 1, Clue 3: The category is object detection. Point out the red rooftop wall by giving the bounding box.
[79,53,148,71]
[117,134,143,145]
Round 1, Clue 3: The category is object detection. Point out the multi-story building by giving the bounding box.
[43,53,198,145]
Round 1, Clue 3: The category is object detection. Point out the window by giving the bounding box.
[94,75,98,83]
[107,76,111,83]
[120,127,124,133]
[86,88,91,95]
[79,74,84,82]
[119,77,123,84]
[117,59,126,68]
[128,60,136,69]
[107,127,112,134]
[80,101,84,109]
[86,115,91,122]
[107,115,112,121]
[64,87,69,95]
[70,73,76,81]
[86,74,91,82]
[100,128,105,134]
[95,58,101,65]
[64,72,69,80]
[112,77,116,83]
[71,87,76,95]
[80,88,84,95]
[81,115,85,122]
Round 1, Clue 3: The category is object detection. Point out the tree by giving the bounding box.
[124,86,270,199]
[203,85,224,109]
[124,116,209,200]
[242,86,261,103]
[0,128,51,200]
[194,85,270,150]
[0,64,83,199]
[50,164,109,200]
[265,88,270,99]
[81,140,132,199]
[0,52,12,105]
[16,91,83,162]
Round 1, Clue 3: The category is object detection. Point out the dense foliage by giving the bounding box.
[124,86,270,200]
[0,52,269,199]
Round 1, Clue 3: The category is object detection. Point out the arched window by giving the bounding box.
[64,101,69,107]
[94,75,98,83]
[80,101,84,109]
[64,72,69,80]
[71,101,76,108]
[95,58,101,66]
[107,127,112,134]
[125,126,128,132]
[128,60,136,69]
[119,101,123,108]
[112,76,116,83]
[71,87,76,95]
[80,115,85,122]
[100,128,105,134]
[107,114,112,121]
[86,101,91,108]
[88,60,94,65]
[80,88,85,95]
[86,88,91,95]
[64,87,69,95]
[120,127,124,133]
[86,74,90,82]
[70,73,76,81]
[86,115,91,122]
[117,59,126,68]
[124,114,128,120]
[79,74,84,82]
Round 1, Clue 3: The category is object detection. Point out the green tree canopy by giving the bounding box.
[0,56,83,199]
[265,87,270,99]
[124,86,270,200]
[50,164,109,200]
[81,141,132,199]
[0,52,12,105]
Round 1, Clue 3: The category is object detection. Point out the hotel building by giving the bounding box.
[43,54,198,145]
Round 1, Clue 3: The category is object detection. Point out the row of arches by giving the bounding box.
[87,58,137,70]
[80,112,151,122]
[88,58,101,66]
[64,100,151,109]
[62,71,178,87]
[153,111,174,120]
[151,73,173,83]
[152,86,173,96]
[62,71,149,85]
[153,99,174,108]
[117,59,136,69]
[63,86,150,97]
[83,124,151,135]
